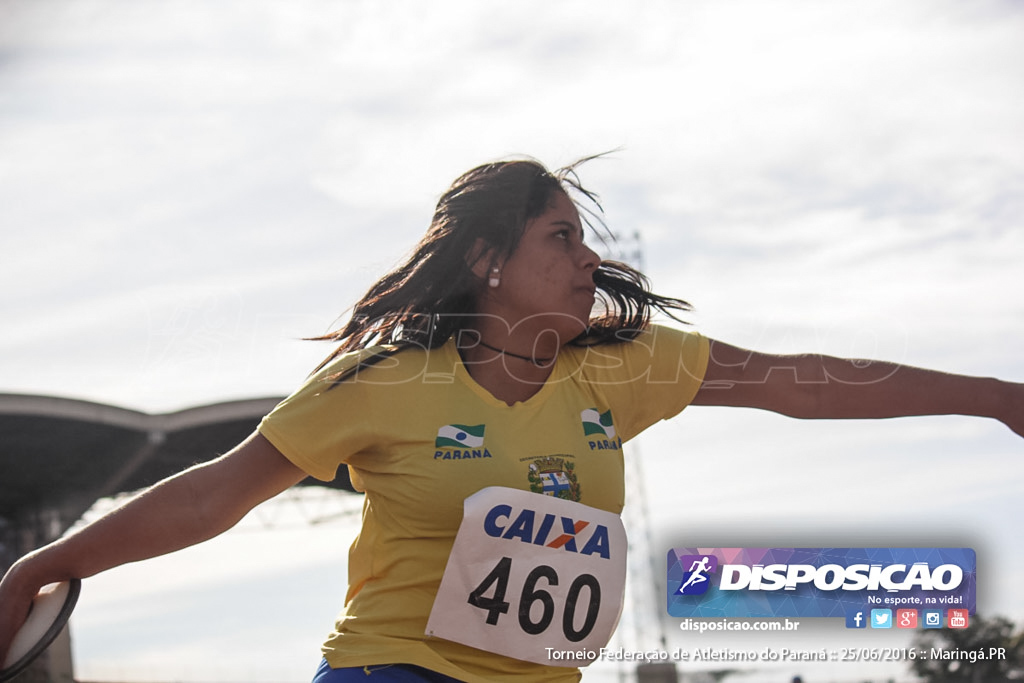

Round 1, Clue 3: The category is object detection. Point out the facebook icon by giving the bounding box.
[846,610,867,629]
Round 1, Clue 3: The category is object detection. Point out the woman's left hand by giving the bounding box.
[996,380,1024,438]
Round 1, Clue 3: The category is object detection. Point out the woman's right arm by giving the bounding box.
[0,431,307,663]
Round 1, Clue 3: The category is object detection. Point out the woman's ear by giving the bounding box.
[467,238,500,281]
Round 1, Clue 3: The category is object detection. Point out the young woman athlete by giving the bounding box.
[1,157,1021,682]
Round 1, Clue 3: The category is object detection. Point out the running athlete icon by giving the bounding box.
[679,556,713,593]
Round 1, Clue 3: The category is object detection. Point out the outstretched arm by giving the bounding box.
[692,339,1024,437]
[0,431,306,663]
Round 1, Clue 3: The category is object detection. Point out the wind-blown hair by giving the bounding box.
[311,156,691,376]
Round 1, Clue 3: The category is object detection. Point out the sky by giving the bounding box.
[1,0,1023,681]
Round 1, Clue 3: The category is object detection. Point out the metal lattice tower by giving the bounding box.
[598,232,679,683]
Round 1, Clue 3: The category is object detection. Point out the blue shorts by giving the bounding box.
[311,659,465,683]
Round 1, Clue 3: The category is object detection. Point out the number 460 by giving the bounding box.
[467,556,602,642]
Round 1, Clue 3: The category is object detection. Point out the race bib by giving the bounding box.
[425,487,627,666]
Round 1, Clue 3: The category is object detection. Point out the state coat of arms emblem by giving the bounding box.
[527,456,580,501]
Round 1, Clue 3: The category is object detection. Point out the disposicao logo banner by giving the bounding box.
[667,548,975,618]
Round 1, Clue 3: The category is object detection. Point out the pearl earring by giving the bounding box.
[488,267,501,288]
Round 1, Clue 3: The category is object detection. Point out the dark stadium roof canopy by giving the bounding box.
[0,393,356,523]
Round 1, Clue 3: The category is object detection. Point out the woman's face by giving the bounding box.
[479,190,601,342]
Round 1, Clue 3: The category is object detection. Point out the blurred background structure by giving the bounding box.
[0,393,355,681]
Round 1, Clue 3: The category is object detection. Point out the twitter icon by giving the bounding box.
[871,609,893,629]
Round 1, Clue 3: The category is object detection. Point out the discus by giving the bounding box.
[0,579,81,682]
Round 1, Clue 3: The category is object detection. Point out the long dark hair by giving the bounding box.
[311,156,691,377]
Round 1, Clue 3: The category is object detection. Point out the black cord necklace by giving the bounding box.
[476,338,555,366]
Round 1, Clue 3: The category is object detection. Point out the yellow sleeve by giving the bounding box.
[258,350,383,482]
[578,325,709,442]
